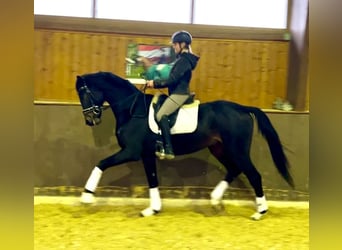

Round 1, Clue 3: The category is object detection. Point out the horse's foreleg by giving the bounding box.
[140,155,161,217]
[140,187,162,216]
[80,166,103,204]
[80,149,138,204]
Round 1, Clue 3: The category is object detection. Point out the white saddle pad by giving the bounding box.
[148,99,200,134]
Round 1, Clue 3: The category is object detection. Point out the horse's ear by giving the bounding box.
[76,75,83,88]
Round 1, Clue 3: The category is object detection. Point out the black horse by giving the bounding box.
[76,71,294,220]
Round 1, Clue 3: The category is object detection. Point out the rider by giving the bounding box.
[146,30,200,160]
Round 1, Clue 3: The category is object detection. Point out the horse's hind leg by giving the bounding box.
[209,143,268,220]
[238,157,268,220]
[208,143,242,205]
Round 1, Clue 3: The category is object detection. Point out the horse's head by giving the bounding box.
[75,75,104,126]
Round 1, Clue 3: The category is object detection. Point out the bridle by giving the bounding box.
[77,76,148,122]
[77,77,103,116]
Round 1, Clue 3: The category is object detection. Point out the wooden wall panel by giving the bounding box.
[35,29,289,108]
[189,39,289,106]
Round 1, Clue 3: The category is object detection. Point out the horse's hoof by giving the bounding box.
[80,192,95,204]
[251,210,267,220]
[211,202,225,214]
[140,207,160,217]
[210,198,221,206]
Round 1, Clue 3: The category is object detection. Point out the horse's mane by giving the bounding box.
[82,71,139,93]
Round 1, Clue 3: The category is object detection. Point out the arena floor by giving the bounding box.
[34,196,309,250]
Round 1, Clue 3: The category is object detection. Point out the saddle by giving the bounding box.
[148,93,200,134]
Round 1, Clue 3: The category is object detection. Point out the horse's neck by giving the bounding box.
[103,78,138,109]
[107,91,135,110]
[106,88,135,116]
[109,92,151,127]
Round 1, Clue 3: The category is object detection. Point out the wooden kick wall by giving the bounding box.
[35,26,290,108]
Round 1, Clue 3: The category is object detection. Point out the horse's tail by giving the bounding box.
[246,106,295,188]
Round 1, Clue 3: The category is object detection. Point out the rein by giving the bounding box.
[106,86,147,118]
[129,84,148,118]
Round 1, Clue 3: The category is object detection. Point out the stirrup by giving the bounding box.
[155,140,165,159]
[165,153,175,160]
[164,146,175,160]
[155,149,165,160]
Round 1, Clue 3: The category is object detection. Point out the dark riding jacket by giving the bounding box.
[153,52,199,95]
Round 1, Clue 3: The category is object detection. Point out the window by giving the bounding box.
[34,0,288,29]
[193,0,288,29]
[95,0,192,24]
[34,0,93,18]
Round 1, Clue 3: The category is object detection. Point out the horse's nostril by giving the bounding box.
[94,117,101,125]
[85,117,94,126]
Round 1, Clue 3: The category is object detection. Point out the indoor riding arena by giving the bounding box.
[34,1,309,249]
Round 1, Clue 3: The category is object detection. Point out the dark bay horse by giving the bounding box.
[75,71,294,220]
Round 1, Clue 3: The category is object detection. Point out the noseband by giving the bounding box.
[77,77,102,118]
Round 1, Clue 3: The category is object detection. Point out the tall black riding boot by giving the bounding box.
[158,115,175,160]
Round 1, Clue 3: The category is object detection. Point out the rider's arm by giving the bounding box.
[153,58,191,89]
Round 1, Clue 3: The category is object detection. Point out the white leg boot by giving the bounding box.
[141,187,162,217]
[251,195,268,220]
[80,167,103,204]
[210,180,229,205]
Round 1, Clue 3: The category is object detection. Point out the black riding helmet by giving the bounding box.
[171,30,192,45]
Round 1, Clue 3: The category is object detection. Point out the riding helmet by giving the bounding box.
[171,30,192,45]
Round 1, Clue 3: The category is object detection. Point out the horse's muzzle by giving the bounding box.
[85,115,101,126]
[83,106,102,126]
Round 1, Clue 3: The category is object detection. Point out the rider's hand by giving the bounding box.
[146,80,154,88]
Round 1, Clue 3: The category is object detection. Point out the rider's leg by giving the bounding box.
[158,115,174,159]
[155,94,189,159]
